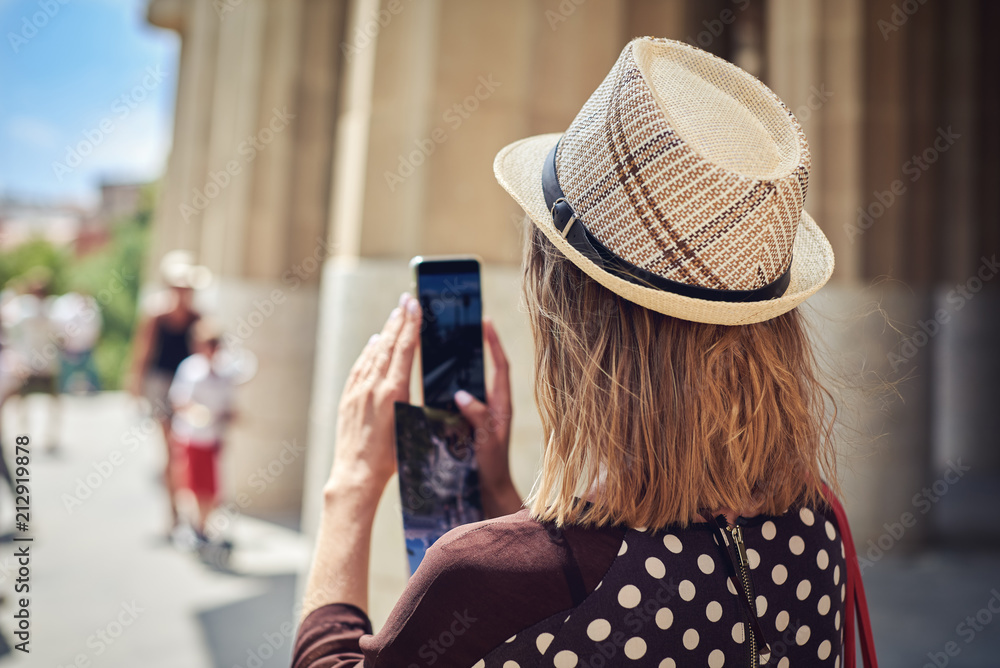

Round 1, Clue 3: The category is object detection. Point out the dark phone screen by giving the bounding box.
[416,259,486,411]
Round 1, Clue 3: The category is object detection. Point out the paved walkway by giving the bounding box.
[0,393,308,668]
[0,393,997,666]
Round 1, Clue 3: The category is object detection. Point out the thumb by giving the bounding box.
[454,390,489,428]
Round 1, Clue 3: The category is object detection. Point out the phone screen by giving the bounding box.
[415,258,486,411]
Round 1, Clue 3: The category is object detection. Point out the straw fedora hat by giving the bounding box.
[494,37,834,325]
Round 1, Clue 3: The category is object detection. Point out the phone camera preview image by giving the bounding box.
[417,263,486,412]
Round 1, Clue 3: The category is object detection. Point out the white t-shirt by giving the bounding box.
[168,353,236,444]
[1,293,58,375]
[50,292,102,353]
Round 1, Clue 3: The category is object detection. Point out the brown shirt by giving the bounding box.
[293,505,846,667]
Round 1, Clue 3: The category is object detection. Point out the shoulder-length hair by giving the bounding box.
[522,223,838,528]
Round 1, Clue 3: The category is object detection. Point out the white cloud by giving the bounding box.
[5,115,60,149]
[83,102,172,182]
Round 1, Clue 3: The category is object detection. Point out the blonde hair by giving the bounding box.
[522,224,838,528]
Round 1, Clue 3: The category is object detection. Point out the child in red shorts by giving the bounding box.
[167,321,235,540]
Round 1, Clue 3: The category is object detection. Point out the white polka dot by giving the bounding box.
[747,548,761,570]
[732,622,745,643]
[655,607,673,630]
[664,534,683,553]
[840,542,846,559]
[775,610,789,632]
[503,662,519,668]
[756,595,767,616]
[588,619,611,641]
[618,540,628,556]
[659,660,676,668]
[762,521,777,540]
[841,583,846,601]
[825,520,837,540]
[836,656,841,668]
[624,637,646,659]
[708,649,725,667]
[727,577,738,595]
[817,549,829,570]
[595,580,602,591]
[679,580,696,601]
[796,625,811,645]
[554,650,578,668]
[506,634,516,643]
[635,526,648,532]
[835,610,841,630]
[818,639,832,659]
[833,564,841,585]
[472,661,485,668]
[682,628,699,650]
[796,579,812,600]
[789,535,805,555]
[698,553,715,574]
[619,584,641,608]
[645,556,666,579]
[800,507,815,525]
[706,600,722,622]
[818,594,831,615]
[772,564,788,585]
[778,658,789,668]
[536,633,554,654]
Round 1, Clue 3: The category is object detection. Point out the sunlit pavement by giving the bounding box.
[0,393,998,667]
[0,392,309,668]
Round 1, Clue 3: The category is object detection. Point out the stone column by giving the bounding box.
[303,0,666,628]
[147,0,220,267]
[148,0,346,523]
[766,0,935,552]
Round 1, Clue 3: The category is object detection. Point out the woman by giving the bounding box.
[296,38,865,667]
[129,251,208,532]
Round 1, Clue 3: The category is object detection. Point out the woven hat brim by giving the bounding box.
[494,133,835,326]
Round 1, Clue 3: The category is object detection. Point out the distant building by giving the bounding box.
[77,182,147,254]
[0,181,146,254]
[0,196,84,249]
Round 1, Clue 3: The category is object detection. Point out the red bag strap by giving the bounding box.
[821,484,878,668]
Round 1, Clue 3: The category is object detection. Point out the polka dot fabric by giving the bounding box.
[478,505,845,667]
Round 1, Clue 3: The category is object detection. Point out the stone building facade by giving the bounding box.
[147,0,998,625]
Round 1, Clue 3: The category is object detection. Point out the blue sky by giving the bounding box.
[0,0,178,206]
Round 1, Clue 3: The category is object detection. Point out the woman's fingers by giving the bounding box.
[357,293,410,383]
[347,332,380,386]
[483,317,511,415]
[386,297,421,390]
[366,304,406,380]
[454,389,490,430]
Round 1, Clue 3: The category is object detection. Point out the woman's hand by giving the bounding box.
[326,293,421,501]
[454,317,522,518]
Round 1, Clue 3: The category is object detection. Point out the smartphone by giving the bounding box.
[394,401,483,574]
[410,256,486,412]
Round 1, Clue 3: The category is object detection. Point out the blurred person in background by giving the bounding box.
[129,250,210,533]
[1,268,61,453]
[167,318,236,546]
[50,291,103,394]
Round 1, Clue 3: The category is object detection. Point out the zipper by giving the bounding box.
[727,524,757,667]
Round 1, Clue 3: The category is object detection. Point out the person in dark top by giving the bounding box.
[295,38,865,667]
[129,251,207,533]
